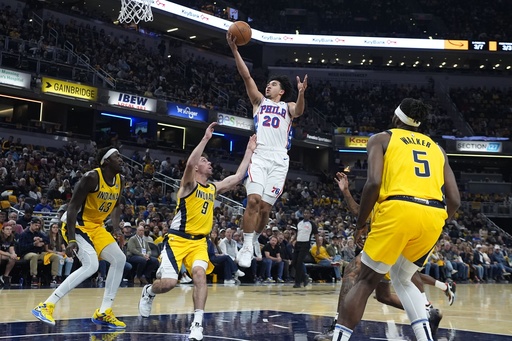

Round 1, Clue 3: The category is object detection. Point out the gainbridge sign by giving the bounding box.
[42,77,97,101]
[345,136,370,148]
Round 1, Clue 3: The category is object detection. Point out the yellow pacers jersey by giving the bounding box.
[378,129,445,203]
[170,183,216,236]
[77,168,121,225]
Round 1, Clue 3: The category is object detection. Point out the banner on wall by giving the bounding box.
[345,136,370,148]
[108,91,157,112]
[456,141,502,153]
[167,103,208,122]
[216,113,253,131]
[42,77,97,101]
[0,68,31,89]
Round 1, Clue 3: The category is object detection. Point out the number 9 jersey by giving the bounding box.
[170,183,216,237]
[378,128,445,203]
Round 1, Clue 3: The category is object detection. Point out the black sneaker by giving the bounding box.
[314,321,336,341]
[428,308,443,340]
[31,277,39,287]
[2,276,11,289]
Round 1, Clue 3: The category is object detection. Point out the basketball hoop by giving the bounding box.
[118,0,154,24]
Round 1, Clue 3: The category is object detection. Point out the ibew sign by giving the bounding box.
[167,103,208,122]
[108,91,156,112]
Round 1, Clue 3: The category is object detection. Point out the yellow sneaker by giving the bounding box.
[31,302,56,326]
[91,308,126,329]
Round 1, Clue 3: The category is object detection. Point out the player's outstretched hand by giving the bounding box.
[335,172,349,192]
[247,134,257,152]
[297,74,308,93]
[204,122,217,140]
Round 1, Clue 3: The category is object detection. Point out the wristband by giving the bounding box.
[68,239,77,243]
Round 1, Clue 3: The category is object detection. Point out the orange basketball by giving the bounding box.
[228,21,252,46]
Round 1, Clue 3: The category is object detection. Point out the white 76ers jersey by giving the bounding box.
[254,97,293,151]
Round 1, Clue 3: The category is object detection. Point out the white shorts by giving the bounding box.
[245,149,289,205]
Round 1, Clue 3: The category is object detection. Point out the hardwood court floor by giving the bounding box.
[1,281,511,340]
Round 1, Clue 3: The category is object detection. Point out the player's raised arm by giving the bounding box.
[215,134,257,194]
[289,75,308,118]
[180,122,217,196]
[227,32,263,106]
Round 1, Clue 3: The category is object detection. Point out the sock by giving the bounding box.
[435,280,447,291]
[333,312,339,325]
[193,309,204,325]
[411,319,432,341]
[243,233,254,247]
[332,324,352,341]
[147,285,155,296]
[99,297,113,314]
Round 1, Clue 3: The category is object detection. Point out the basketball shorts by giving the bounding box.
[363,199,446,268]
[157,234,214,280]
[62,222,115,256]
[245,149,289,206]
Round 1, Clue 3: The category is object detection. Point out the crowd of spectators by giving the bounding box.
[450,87,512,138]
[179,0,512,40]
[304,80,455,136]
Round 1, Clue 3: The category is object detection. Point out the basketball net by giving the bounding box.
[118,0,154,24]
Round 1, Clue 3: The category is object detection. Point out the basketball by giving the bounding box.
[228,21,252,46]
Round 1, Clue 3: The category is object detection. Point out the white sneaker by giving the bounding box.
[236,245,253,268]
[181,273,193,284]
[189,322,203,340]
[236,269,245,277]
[139,284,155,318]
[224,279,236,285]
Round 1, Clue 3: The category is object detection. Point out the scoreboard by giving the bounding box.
[470,40,512,52]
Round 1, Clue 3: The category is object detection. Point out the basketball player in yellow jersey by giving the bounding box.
[332,98,460,341]
[32,147,127,329]
[139,122,256,341]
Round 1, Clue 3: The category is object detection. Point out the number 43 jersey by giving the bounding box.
[254,97,293,152]
[78,168,121,225]
[170,183,216,236]
[378,128,445,203]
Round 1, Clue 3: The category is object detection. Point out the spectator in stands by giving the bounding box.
[34,195,53,212]
[17,217,60,286]
[13,194,32,211]
[0,222,17,288]
[126,225,159,286]
[218,228,245,282]
[277,232,292,281]
[46,223,74,282]
[16,207,34,229]
[424,244,442,280]
[491,245,512,280]
[261,235,284,283]
[310,236,342,281]
[207,229,243,284]
[258,226,272,245]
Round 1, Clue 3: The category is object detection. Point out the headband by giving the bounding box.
[100,148,119,165]
[394,105,421,127]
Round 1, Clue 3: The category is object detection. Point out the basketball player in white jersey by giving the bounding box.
[227,32,308,268]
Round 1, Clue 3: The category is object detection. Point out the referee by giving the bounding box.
[292,209,319,288]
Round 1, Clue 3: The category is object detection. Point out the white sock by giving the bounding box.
[332,324,352,341]
[435,280,447,291]
[147,285,155,296]
[243,233,254,247]
[411,319,432,341]
[99,297,113,313]
[193,309,204,325]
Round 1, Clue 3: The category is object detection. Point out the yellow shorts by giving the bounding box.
[364,200,446,266]
[160,234,214,278]
[62,223,115,256]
